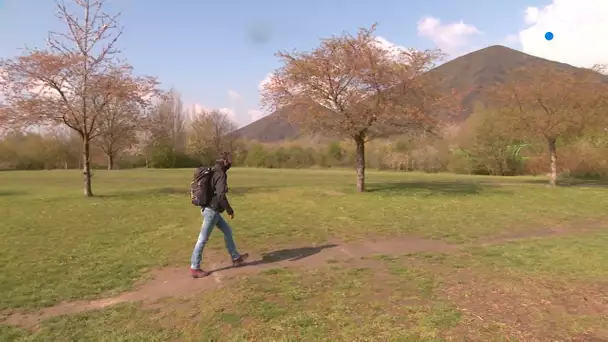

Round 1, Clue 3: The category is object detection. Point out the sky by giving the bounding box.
[0,0,607,127]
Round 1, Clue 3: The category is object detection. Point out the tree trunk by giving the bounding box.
[354,136,366,192]
[548,137,557,186]
[83,139,94,197]
[107,153,114,170]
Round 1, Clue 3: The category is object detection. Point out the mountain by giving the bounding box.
[233,107,299,143]
[233,45,600,142]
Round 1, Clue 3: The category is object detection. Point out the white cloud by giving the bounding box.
[417,16,481,54]
[187,103,236,121]
[258,73,273,92]
[227,89,241,101]
[373,36,408,59]
[218,107,235,119]
[374,36,403,50]
[524,7,540,25]
[248,109,265,123]
[189,103,206,114]
[517,0,608,67]
[254,73,274,122]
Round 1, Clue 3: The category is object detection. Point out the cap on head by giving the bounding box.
[220,151,233,163]
[219,152,233,169]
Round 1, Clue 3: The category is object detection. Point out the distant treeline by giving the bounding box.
[2,108,607,180]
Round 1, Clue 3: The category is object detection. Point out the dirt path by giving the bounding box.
[0,228,597,328]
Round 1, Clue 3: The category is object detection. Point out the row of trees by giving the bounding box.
[0,0,154,196]
[1,1,607,195]
[257,25,608,190]
[0,90,238,170]
[260,24,456,191]
[4,114,607,181]
[0,0,238,195]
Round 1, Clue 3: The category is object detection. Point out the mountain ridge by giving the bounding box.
[234,45,602,142]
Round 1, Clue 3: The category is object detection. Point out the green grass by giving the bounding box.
[467,232,608,279]
[1,168,608,340]
[2,267,461,341]
[386,232,608,340]
[0,303,175,342]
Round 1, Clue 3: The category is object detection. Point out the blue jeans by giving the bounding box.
[190,207,241,270]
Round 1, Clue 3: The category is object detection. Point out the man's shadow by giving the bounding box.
[209,244,338,273]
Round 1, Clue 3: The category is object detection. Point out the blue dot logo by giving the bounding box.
[545,32,554,41]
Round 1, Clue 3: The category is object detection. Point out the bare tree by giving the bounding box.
[96,71,157,169]
[490,65,608,186]
[96,102,139,169]
[592,64,607,75]
[261,24,451,192]
[187,109,238,161]
[43,125,81,169]
[166,89,187,154]
[143,89,187,166]
[0,0,156,196]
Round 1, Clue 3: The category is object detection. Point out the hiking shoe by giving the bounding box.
[190,268,211,278]
[232,253,249,267]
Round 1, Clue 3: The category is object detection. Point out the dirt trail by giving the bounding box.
[0,228,597,328]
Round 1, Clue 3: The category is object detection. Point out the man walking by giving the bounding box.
[190,152,248,278]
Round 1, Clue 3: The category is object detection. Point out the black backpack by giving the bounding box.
[190,167,214,207]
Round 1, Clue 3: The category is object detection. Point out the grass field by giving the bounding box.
[1,168,608,341]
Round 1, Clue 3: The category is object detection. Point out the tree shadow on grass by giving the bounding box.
[209,244,338,273]
[228,186,283,195]
[96,187,188,198]
[96,186,281,199]
[0,190,28,197]
[520,178,608,187]
[366,181,506,196]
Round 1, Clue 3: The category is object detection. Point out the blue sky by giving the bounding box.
[3,0,605,127]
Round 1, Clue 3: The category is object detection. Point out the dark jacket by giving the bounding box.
[207,162,233,215]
